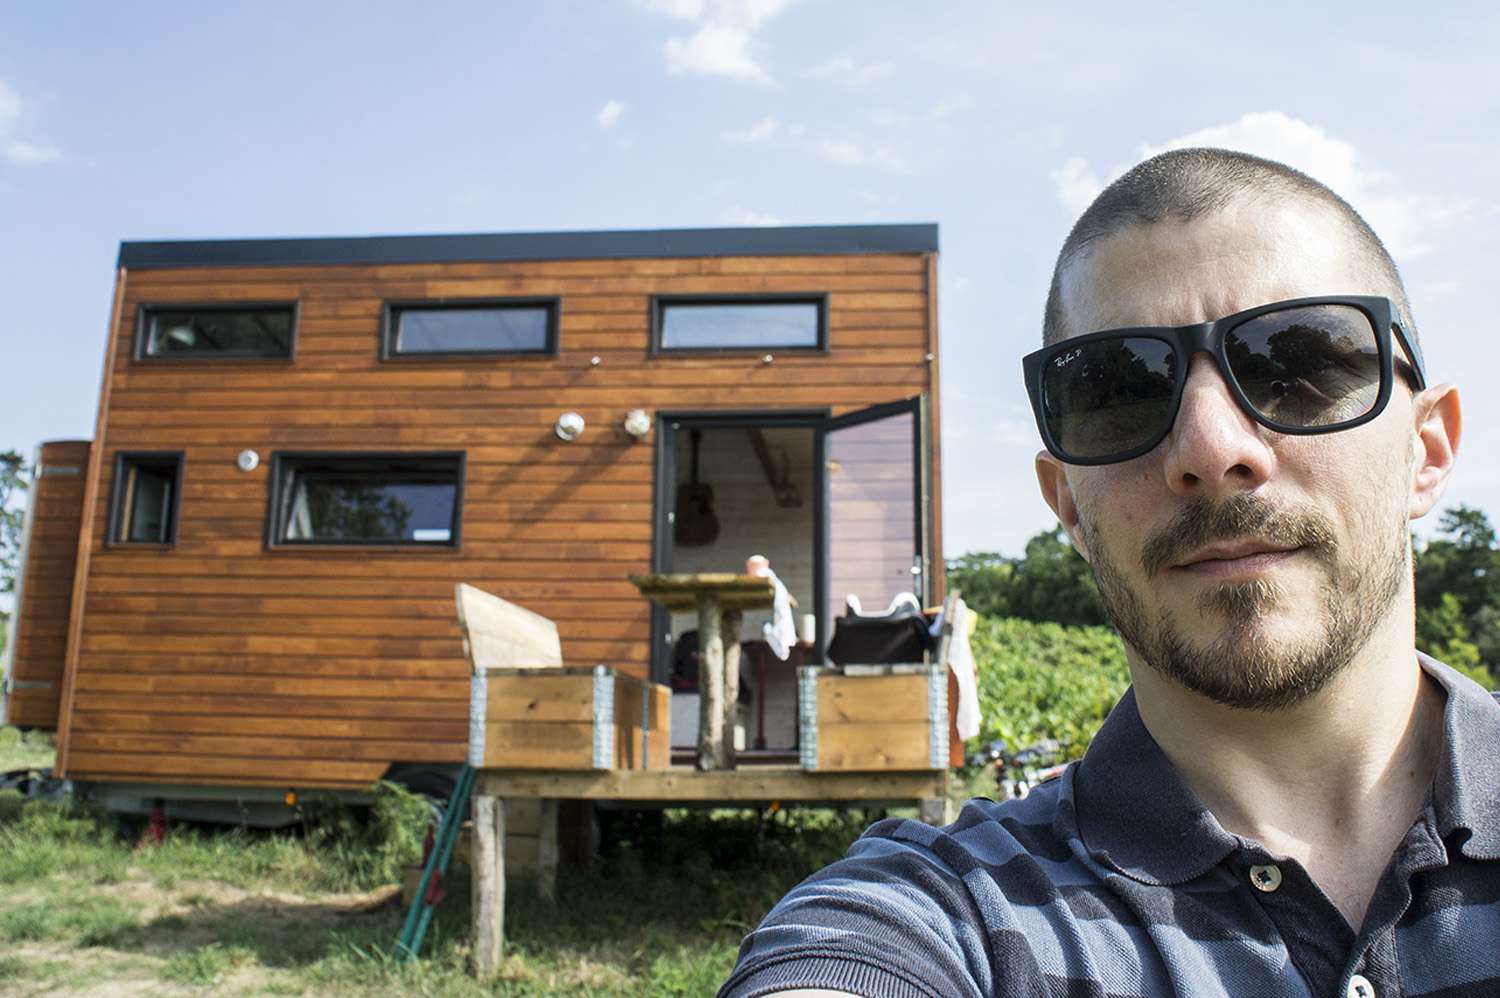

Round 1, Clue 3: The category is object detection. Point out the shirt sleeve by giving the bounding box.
[719,818,997,998]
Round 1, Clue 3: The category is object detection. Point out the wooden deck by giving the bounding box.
[469,764,949,974]
[478,764,946,804]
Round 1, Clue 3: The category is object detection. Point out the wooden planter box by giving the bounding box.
[798,664,948,772]
[468,665,670,771]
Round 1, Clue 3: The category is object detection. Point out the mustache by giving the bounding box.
[1140,493,1338,578]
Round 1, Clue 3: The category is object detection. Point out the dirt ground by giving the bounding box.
[1,872,405,997]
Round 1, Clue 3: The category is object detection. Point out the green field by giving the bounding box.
[0,734,989,996]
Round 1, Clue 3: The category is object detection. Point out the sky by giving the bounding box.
[2,0,1497,566]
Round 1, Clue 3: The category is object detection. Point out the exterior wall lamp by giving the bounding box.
[555,412,586,441]
[622,409,652,440]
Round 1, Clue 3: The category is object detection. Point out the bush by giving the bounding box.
[300,780,432,890]
[970,616,1130,760]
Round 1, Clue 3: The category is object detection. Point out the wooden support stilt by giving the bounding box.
[919,797,950,827]
[721,608,742,769]
[697,591,725,771]
[537,798,559,902]
[471,795,506,975]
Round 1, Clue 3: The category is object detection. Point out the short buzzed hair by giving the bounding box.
[1041,148,1416,348]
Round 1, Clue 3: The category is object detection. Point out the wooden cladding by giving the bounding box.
[57,246,939,790]
[800,666,947,772]
[471,668,670,771]
[5,441,90,729]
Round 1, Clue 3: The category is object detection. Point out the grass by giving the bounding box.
[0,725,55,772]
[0,772,964,995]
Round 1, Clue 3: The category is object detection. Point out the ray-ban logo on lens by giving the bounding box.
[1054,349,1081,369]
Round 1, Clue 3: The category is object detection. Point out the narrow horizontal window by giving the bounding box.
[655,296,826,352]
[269,453,464,547]
[385,300,558,356]
[138,305,295,359]
[111,453,183,545]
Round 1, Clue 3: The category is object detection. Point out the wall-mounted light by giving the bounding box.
[623,409,652,440]
[555,412,586,441]
[236,450,260,472]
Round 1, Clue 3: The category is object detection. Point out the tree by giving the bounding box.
[0,450,29,653]
[1414,505,1500,678]
[947,525,1106,628]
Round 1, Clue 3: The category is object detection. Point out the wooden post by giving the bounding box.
[721,608,742,769]
[697,591,725,771]
[471,794,506,975]
[537,798,559,902]
[919,797,950,826]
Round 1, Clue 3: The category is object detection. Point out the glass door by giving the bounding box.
[821,397,928,635]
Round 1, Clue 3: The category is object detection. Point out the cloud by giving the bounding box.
[651,0,795,85]
[819,139,864,167]
[640,0,705,17]
[1050,157,1104,217]
[808,55,894,87]
[817,138,907,173]
[992,417,1040,448]
[595,100,627,130]
[1052,112,1464,260]
[930,92,974,119]
[5,140,61,165]
[0,82,20,129]
[0,79,62,167]
[867,109,911,129]
[722,116,780,143]
[722,205,784,226]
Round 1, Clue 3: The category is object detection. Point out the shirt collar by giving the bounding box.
[1421,652,1500,859]
[1069,652,1500,885]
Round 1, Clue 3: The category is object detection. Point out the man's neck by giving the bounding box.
[1130,625,1447,932]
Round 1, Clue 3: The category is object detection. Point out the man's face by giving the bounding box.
[1038,199,1424,710]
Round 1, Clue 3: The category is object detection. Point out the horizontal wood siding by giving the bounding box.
[59,251,937,789]
[6,441,91,729]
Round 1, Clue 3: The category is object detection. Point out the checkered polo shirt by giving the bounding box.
[722,654,1500,998]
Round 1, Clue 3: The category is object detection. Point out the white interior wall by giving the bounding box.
[668,425,814,750]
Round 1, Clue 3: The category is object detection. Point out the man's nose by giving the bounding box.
[1158,353,1275,496]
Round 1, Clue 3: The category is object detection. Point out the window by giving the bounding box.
[384,300,558,357]
[110,453,183,545]
[267,453,464,547]
[137,305,296,359]
[653,295,827,352]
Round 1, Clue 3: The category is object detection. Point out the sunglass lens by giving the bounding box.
[1041,337,1177,460]
[1226,305,1382,428]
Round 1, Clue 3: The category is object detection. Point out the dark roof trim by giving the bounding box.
[117,223,939,270]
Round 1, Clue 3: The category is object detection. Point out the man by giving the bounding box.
[722,148,1482,997]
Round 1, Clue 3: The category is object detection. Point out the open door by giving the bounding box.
[822,397,929,635]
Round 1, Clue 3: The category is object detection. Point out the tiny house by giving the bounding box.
[2,224,945,808]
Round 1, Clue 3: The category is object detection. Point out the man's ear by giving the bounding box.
[1035,451,1090,562]
[1409,383,1461,521]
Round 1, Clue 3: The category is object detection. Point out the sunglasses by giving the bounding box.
[1022,295,1428,466]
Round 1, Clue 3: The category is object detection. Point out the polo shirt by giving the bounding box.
[722,654,1500,997]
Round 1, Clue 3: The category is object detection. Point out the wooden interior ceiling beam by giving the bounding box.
[745,429,802,508]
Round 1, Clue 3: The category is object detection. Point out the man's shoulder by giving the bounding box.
[720,775,1099,997]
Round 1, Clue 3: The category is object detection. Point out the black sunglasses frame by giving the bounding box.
[1022,295,1428,467]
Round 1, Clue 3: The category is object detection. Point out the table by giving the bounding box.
[628,573,784,771]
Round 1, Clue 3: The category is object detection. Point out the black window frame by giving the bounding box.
[133,302,299,362]
[381,298,561,360]
[649,293,830,355]
[108,451,185,547]
[264,452,467,550]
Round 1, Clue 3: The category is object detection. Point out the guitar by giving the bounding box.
[674,429,720,547]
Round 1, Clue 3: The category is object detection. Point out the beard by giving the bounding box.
[1080,491,1408,712]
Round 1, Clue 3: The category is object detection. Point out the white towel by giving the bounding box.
[933,597,982,740]
[755,566,796,660]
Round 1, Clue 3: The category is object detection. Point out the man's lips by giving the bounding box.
[1171,543,1302,578]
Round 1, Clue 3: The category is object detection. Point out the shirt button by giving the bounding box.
[1249,864,1282,892]
[1347,974,1375,998]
